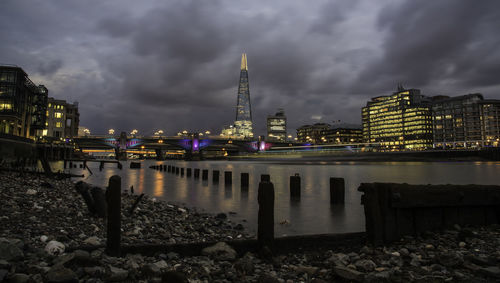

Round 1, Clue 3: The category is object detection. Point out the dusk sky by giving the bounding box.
[1,0,499,136]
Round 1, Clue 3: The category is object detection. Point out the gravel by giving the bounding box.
[2,171,500,282]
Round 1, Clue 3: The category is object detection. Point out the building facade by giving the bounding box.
[432,94,500,148]
[0,65,48,139]
[479,100,500,147]
[267,109,287,141]
[321,127,363,144]
[296,123,331,143]
[43,98,79,138]
[234,53,253,139]
[362,87,433,151]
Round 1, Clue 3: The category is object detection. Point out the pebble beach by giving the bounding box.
[1,171,500,282]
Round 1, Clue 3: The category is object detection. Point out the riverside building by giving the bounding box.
[0,65,48,139]
[362,86,433,151]
[296,123,331,143]
[321,127,363,144]
[432,94,500,148]
[266,109,287,141]
[43,98,80,138]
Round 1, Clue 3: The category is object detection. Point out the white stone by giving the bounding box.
[45,241,65,255]
[40,235,48,243]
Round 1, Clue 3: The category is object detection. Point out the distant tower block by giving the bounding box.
[234,53,253,139]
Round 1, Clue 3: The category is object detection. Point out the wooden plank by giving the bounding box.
[395,208,415,238]
[442,207,460,229]
[414,208,443,233]
[389,184,500,208]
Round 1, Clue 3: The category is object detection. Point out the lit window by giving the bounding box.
[0,103,13,110]
[56,122,62,128]
[54,112,63,118]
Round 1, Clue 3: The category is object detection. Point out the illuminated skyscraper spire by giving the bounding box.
[234,53,253,138]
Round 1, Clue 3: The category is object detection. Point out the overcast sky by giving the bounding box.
[1,0,499,136]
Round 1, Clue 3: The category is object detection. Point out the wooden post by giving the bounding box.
[194,169,200,179]
[181,168,184,176]
[175,167,179,175]
[159,164,163,171]
[171,166,175,174]
[212,170,219,183]
[187,168,192,177]
[290,173,301,198]
[74,181,96,214]
[202,169,208,180]
[224,171,232,185]
[330,177,345,204]
[106,175,121,256]
[258,180,275,248]
[168,165,171,172]
[91,186,107,218]
[261,174,270,182]
[241,173,249,188]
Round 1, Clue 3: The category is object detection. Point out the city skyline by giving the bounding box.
[1,1,499,135]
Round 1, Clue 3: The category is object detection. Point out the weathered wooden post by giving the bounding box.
[258,180,275,248]
[175,167,179,175]
[241,173,249,188]
[202,169,209,180]
[171,166,176,174]
[212,170,220,183]
[290,173,301,198]
[330,177,345,204]
[159,164,163,171]
[194,168,200,179]
[186,168,192,177]
[106,175,121,256]
[261,174,270,182]
[91,186,107,218]
[181,168,184,176]
[224,171,232,185]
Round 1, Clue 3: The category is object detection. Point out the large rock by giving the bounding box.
[83,236,102,246]
[327,253,350,267]
[0,238,24,261]
[354,259,377,272]
[46,265,78,283]
[107,266,128,281]
[201,242,237,261]
[479,266,500,278]
[438,251,464,267]
[8,273,29,283]
[333,266,364,282]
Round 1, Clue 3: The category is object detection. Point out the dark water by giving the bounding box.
[53,160,500,236]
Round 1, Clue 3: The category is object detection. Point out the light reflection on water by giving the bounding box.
[49,160,500,236]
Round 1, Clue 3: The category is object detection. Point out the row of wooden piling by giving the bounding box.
[149,164,345,204]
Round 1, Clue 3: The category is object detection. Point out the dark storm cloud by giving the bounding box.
[358,0,500,94]
[1,0,499,135]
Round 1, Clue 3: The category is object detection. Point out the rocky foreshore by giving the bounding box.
[1,171,500,282]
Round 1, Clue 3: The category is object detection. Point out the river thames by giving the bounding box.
[56,160,500,237]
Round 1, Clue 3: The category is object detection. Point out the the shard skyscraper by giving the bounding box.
[234,53,253,138]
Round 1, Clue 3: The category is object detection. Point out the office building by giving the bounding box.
[234,53,253,138]
[0,65,48,139]
[296,123,331,143]
[321,127,363,144]
[480,100,500,147]
[267,109,287,141]
[432,94,500,148]
[362,86,433,151]
[44,98,79,138]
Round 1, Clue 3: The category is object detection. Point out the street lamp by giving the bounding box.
[108,129,115,135]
